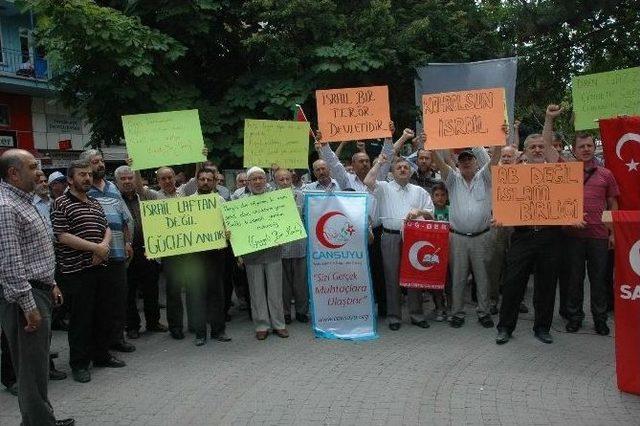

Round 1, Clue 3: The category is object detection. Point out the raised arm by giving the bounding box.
[542,104,562,163]
[430,149,453,182]
[364,154,387,191]
[317,132,352,190]
[334,141,348,158]
[513,120,521,148]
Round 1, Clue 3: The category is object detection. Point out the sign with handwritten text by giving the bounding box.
[243,119,310,168]
[140,193,227,258]
[491,163,584,226]
[572,67,640,130]
[221,189,307,256]
[122,109,206,171]
[316,85,391,142]
[422,87,506,149]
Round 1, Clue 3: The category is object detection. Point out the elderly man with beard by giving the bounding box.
[0,150,74,426]
[275,168,309,324]
[52,160,125,383]
[364,156,434,330]
[240,167,288,340]
[114,166,167,339]
[183,169,231,346]
[496,105,567,345]
[79,150,135,354]
[431,135,502,330]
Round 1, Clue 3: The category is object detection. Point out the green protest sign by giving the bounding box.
[572,67,640,130]
[221,189,307,256]
[141,193,227,258]
[122,109,206,171]
[243,119,310,168]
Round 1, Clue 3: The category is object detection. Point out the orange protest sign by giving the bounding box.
[422,87,506,149]
[491,162,584,226]
[316,85,391,142]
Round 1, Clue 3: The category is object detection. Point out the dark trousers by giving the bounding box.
[498,228,561,334]
[163,255,187,331]
[223,247,235,314]
[106,260,128,345]
[232,261,250,304]
[370,225,387,316]
[1,329,16,388]
[59,266,111,370]
[0,288,56,425]
[566,236,609,324]
[185,251,227,336]
[126,251,160,331]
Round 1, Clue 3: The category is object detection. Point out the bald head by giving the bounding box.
[312,159,331,186]
[499,145,518,165]
[0,149,39,192]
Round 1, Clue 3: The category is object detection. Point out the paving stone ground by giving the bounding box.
[2,281,639,426]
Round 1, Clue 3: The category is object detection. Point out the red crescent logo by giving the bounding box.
[316,211,350,249]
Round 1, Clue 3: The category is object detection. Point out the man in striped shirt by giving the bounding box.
[80,149,135,353]
[52,160,125,383]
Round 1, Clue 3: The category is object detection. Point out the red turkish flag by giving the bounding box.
[399,220,450,290]
[599,116,640,210]
[612,210,640,395]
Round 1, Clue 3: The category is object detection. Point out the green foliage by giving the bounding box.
[21,0,640,164]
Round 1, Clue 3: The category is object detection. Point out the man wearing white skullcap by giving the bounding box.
[238,166,288,340]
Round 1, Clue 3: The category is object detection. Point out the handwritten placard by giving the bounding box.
[422,87,506,149]
[572,67,640,130]
[122,109,206,171]
[491,163,584,226]
[243,119,310,168]
[140,193,227,258]
[316,85,391,142]
[221,189,307,256]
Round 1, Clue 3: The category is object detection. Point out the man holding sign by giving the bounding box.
[364,155,434,330]
[496,105,568,345]
[430,131,503,329]
[129,151,206,340]
[185,169,231,346]
[236,167,288,340]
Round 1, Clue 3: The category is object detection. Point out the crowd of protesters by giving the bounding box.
[0,104,619,425]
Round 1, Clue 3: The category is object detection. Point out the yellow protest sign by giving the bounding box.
[221,189,307,256]
[572,67,640,130]
[122,109,206,171]
[491,163,584,226]
[141,193,227,258]
[243,119,310,168]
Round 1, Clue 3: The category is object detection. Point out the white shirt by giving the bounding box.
[302,179,339,192]
[319,142,394,227]
[445,152,492,234]
[373,180,434,231]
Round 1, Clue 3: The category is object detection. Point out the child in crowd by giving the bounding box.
[431,182,451,321]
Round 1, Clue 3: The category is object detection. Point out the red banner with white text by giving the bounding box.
[600,117,640,210]
[612,210,640,395]
[399,220,450,290]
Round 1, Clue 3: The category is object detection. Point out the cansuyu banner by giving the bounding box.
[305,192,377,340]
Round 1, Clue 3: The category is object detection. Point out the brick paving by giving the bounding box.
[2,287,640,425]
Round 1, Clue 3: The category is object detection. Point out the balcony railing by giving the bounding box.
[0,47,51,81]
